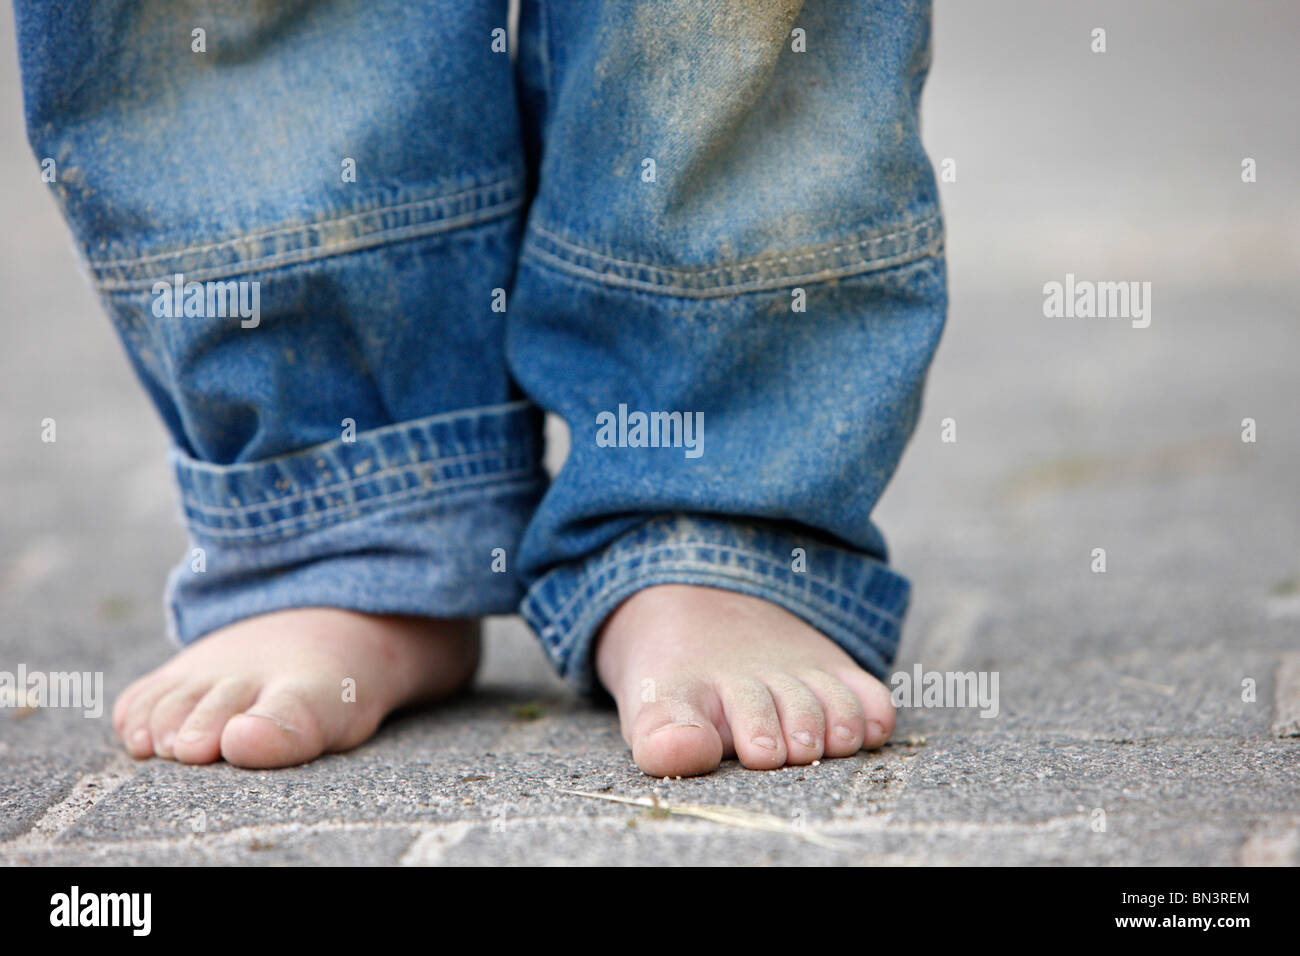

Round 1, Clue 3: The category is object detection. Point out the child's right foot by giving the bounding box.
[112,608,479,769]
[596,585,896,778]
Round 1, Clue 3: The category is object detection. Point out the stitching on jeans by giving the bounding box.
[543,542,904,627]
[89,174,522,269]
[186,471,542,540]
[568,562,896,644]
[534,541,905,630]
[94,196,523,291]
[191,472,539,541]
[179,447,529,516]
[184,463,535,527]
[523,216,941,294]
[531,218,937,277]
[569,563,900,646]
[524,239,940,299]
[565,562,897,646]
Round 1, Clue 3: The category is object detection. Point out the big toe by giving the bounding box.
[839,670,897,749]
[630,700,724,778]
[220,689,328,769]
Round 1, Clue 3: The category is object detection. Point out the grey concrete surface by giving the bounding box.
[1,1,1297,865]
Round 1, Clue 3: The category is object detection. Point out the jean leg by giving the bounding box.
[510,0,946,689]
[14,0,546,639]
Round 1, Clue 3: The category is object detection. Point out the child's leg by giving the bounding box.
[509,0,946,775]
[14,0,543,766]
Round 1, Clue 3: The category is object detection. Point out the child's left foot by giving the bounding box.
[595,584,896,778]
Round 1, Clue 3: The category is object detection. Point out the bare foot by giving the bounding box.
[595,585,896,778]
[112,608,478,769]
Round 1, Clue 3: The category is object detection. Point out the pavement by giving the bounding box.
[1,1,1297,865]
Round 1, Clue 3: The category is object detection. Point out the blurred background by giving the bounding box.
[0,2,1296,864]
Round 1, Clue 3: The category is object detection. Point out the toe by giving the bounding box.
[119,678,183,759]
[172,678,260,764]
[799,669,868,757]
[719,677,787,770]
[765,674,826,765]
[148,683,213,759]
[220,686,329,769]
[113,671,166,736]
[837,669,896,749]
[627,685,724,778]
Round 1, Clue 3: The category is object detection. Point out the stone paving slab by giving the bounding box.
[5,824,422,868]
[433,815,1265,867]
[7,779,1294,867]
[891,646,1284,739]
[888,736,1300,824]
[8,816,1275,868]
[0,751,112,841]
[58,743,896,843]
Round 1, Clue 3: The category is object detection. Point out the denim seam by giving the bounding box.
[95,197,522,291]
[182,460,536,530]
[522,215,942,297]
[535,543,905,636]
[532,217,939,277]
[185,472,542,543]
[173,401,542,540]
[90,177,518,268]
[182,447,528,516]
[89,173,524,290]
[568,564,896,650]
[524,240,942,299]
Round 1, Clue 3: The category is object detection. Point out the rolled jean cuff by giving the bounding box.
[164,401,546,644]
[520,514,910,694]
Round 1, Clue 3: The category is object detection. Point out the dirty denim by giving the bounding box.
[15,0,946,692]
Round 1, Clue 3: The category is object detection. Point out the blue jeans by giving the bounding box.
[14,0,946,691]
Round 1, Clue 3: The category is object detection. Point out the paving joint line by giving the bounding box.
[3,753,137,851]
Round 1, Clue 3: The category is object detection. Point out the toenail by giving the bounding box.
[242,711,298,734]
[179,729,205,742]
[753,735,778,750]
[792,730,815,748]
[159,733,175,752]
[834,725,856,742]
[131,729,149,748]
[866,720,885,742]
[650,722,702,736]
